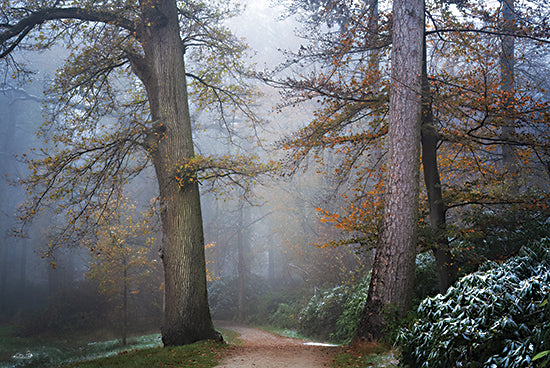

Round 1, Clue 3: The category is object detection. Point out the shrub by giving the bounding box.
[298,285,348,341]
[398,239,550,368]
[297,274,371,343]
[331,275,370,343]
[207,278,238,320]
[269,302,299,329]
[207,276,288,322]
[413,252,439,306]
[243,287,307,328]
[453,209,550,275]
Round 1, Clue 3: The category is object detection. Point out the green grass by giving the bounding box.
[62,340,225,368]
[0,325,230,368]
[217,328,242,346]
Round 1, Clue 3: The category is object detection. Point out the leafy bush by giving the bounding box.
[243,287,307,328]
[207,276,300,322]
[331,275,370,343]
[398,239,550,368]
[269,303,299,329]
[453,209,550,275]
[413,252,439,306]
[298,285,348,341]
[207,278,238,320]
[297,275,370,343]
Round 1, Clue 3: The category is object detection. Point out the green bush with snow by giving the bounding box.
[398,238,550,368]
[298,284,348,341]
[298,275,370,343]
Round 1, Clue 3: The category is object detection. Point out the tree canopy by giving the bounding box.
[268,0,550,341]
[0,0,264,346]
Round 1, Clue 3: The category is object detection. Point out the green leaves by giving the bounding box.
[298,274,371,343]
[398,239,550,368]
[533,350,550,368]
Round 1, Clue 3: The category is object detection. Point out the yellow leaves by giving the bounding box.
[174,154,273,192]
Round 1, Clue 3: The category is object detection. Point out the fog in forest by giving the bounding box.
[0,0,368,341]
[1,0,549,366]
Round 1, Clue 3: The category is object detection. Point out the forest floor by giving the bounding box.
[214,322,338,368]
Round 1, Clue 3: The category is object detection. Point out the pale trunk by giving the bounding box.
[122,254,128,346]
[353,0,424,343]
[501,0,517,176]
[237,201,245,320]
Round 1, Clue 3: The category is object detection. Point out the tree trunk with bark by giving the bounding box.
[0,0,223,346]
[135,0,220,346]
[237,200,246,321]
[353,0,424,344]
[420,37,457,293]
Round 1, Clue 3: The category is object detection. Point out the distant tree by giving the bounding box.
[500,0,517,176]
[85,196,161,345]
[271,0,550,295]
[0,0,263,345]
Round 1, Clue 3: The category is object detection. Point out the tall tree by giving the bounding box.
[0,0,259,345]
[353,0,425,343]
[272,0,550,294]
[420,32,456,292]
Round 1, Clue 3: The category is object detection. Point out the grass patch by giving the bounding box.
[217,328,242,346]
[0,325,225,368]
[62,340,225,368]
[331,348,399,368]
[0,326,164,368]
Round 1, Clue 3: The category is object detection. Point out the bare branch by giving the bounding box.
[0,7,137,58]
[426,28,550,44]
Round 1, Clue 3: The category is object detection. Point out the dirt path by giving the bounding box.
[214,322,339,368]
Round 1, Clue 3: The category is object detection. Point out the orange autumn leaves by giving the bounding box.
[279,0,550,249]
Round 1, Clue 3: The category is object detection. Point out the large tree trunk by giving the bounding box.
[136,0,219,346]
[353,0,424,344]
[420,37,457,293]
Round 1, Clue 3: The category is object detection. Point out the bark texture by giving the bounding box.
[353,0,424,343]
[137,0,219,346]
[421,38,457,293]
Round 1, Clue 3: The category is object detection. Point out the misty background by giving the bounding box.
[0,0,368,338]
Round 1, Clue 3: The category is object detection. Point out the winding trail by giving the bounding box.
[214,322,339,368]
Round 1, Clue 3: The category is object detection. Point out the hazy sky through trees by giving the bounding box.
[227,0,301,68]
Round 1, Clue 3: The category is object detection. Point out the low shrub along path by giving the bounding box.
[214,322,338,368]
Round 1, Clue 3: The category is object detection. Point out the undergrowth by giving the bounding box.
[398,239,550,367]
[62,341,225,368]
